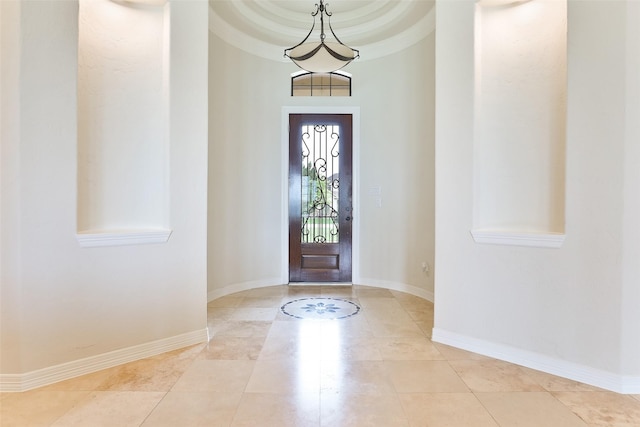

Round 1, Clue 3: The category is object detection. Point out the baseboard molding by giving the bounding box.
[207,277,285,302]
[0,328,208,392]
[207,278,434,304]
[432,328,640,394]
[356,278,434,302]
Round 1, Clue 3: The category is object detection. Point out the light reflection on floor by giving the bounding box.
[2,285,639,426]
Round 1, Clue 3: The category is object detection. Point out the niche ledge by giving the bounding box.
[470,229,566,248]
[76,229,172,248]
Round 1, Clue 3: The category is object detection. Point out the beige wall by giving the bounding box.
[207,32,436,300]
[434,0,640,393]
[0,0,209,388]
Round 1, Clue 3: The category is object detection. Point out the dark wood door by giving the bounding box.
[289,114,353,282]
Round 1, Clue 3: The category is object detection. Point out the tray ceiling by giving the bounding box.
[209,0,436,62]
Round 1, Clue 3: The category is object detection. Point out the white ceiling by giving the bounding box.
[209,0,436,62]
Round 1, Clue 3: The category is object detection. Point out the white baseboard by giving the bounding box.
[0,328,208,392]
[356,278,434,302]
[207,278,434,304]
[207,277,285,302]
[432,328,640,395]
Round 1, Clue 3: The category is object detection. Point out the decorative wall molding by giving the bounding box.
[76,229,172,248]
[0,328,208,392]
[470,229,566,248]
[432,328,640,395]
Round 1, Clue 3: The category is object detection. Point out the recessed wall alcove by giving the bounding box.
[77,0,170,247]
[472,0,567,248]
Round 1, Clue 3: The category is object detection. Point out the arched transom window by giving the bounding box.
[291,71,352,97]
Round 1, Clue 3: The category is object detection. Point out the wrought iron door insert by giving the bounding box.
[289,114,352,282]
[301,124,340,244]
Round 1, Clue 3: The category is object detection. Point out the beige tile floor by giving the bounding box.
[2,285,640,427]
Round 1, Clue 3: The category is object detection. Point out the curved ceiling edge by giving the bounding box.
[209,7,287,63]
[208,7,436,64]
[229,1,416,41]
[251,0,397,24]
[362,9,435,61]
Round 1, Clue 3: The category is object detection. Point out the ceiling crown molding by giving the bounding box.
[208,1,435,63]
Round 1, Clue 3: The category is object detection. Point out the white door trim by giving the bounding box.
[281,106,361,285]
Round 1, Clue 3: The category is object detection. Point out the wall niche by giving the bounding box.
[77,0,170,247]
[472,0,567,248]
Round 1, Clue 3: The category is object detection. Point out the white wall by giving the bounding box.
[0,0,23,374]
[0,0,209,390]
[434,0,640,394]
[207,31,436,300]
[621,0,640,379]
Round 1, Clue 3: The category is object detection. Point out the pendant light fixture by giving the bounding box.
[284,0,359,73]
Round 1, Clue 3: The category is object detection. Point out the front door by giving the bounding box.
[289,114,353,282]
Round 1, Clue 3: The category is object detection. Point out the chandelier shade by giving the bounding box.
[284,1,359,73]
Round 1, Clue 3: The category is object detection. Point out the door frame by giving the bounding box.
[281,106,360,284]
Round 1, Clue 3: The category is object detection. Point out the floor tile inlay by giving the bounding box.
[281,297,360,320]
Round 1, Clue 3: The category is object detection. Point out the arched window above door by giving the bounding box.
[291,71,352,97]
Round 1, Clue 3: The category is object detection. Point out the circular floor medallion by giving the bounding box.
[281,297,360,320]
